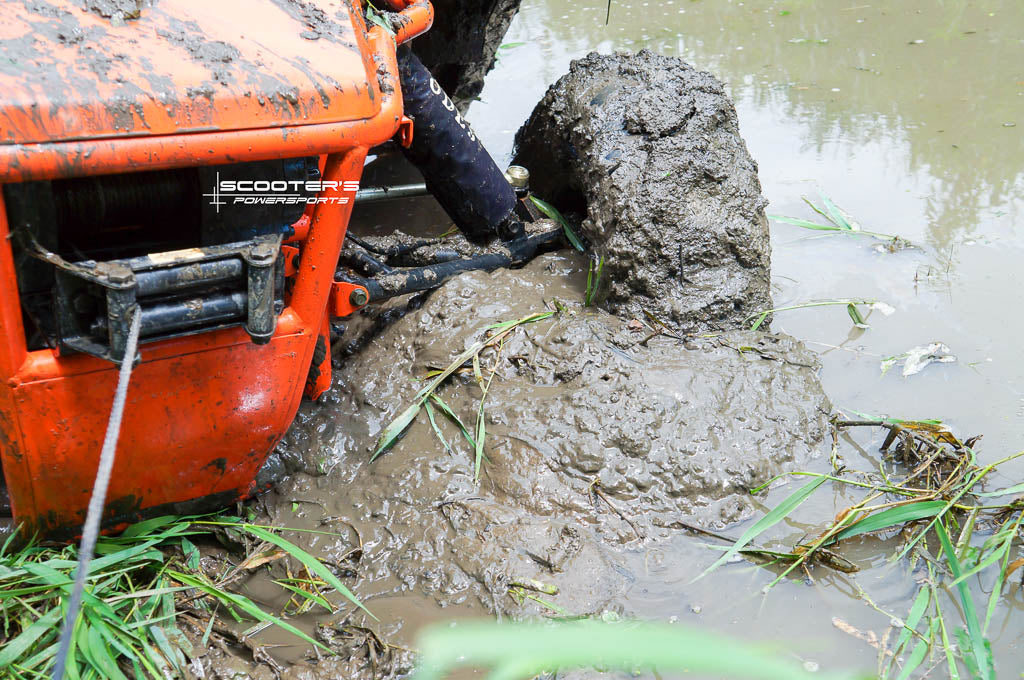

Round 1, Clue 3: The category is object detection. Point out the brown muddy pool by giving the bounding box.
[220,1,1024,678]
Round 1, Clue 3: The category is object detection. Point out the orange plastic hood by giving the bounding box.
[0,0,381,145]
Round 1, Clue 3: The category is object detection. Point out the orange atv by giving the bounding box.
[0,0,561,538]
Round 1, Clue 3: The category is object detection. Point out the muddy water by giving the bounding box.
[214,2,1024,678]
[461,0,1024,675]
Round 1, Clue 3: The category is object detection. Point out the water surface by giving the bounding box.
[465,0,1024,674]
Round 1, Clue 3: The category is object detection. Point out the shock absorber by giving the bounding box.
[396,45,522,243]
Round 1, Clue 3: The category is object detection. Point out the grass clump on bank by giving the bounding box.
[0,515,368,679]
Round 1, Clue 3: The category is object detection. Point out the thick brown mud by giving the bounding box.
[191,253,828,678]
[514,50,772,333]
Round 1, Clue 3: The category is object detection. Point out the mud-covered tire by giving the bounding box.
[412,0,524,109]
[513,50,773,332]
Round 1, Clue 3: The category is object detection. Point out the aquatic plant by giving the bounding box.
[373,311,556,482]
[691,414,1022,679]
[768,193,910,248]
[745,298,893,331]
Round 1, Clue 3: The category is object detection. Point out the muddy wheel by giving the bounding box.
[412,0,524,109]
[513,50,773,332]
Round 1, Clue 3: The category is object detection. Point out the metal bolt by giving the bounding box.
[349,287,369,307]
[106,264,134,285]
[248,242,277,265]
[505,165,530,192]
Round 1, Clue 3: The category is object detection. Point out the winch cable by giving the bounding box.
[52,308,142,680]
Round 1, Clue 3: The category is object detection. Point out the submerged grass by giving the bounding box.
[693,415,1024,679]
[0,515,368,678]
[745,298,892,331]
[768,193,911,249]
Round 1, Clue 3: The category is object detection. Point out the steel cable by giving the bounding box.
[52,308,142,680]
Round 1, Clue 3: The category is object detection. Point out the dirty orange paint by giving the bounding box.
[0,0,432,536]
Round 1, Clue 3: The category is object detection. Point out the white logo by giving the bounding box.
[203,172,360,212]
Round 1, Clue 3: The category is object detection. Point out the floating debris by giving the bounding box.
[881,342,957,377]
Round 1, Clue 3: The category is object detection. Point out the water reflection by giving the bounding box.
[472,0,1023,249]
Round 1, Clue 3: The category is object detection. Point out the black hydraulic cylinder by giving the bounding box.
[396,46,518,244]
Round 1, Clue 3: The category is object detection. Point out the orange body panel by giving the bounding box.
[0,1,378,145]
[0,0,433,536]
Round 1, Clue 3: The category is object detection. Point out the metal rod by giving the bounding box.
[134,258,243,297]
[90,292,247,338]
[354,182,429,203]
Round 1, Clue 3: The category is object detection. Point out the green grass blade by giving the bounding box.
[529,196,584,251]
[768,215,841,231]
[179,536,200,571]
[846,303,868,328]
[936,520,991,678]
[237,524,375,620]
[423,400,453,455]
[801,197,839,227]
[118,516,182,539]
[949,541,1012,588]
[584,256,605,307]
[412,619,838,680]
[893,587,930,661]
[485,311,555,331]
[0,605,61,668]
[168,570,331,653]
[692,476,828,582]
[832,501,946,543]
[275,580,334,613]
[428,394,476,448]
[930,571,960,680]
[982,511,1024,635]
[86,624,128,680]
[894,618,935,680]
[372,402,421,459]
[364,4,396,36]
[974,481,1024,497]
[819,194,854,230]
[474,370,496,482]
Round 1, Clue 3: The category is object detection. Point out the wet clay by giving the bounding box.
[514,50,773,332]
[206,255,827,678]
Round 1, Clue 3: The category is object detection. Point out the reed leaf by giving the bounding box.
[831,501,946,543]
[238,524,373,619]
[692,476,828,582]
[936,520,992,679]
[529,196,585,251]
